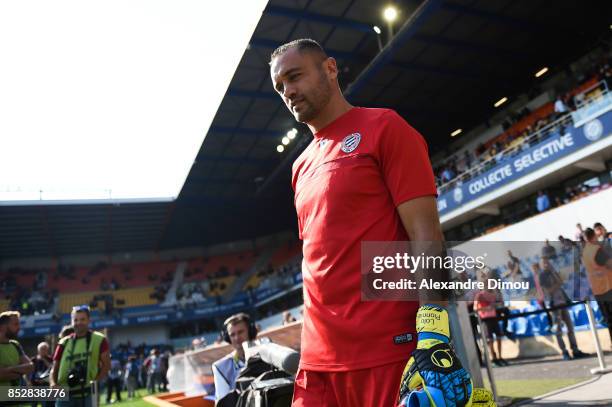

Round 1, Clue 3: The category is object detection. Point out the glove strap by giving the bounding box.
[417,332,450,344]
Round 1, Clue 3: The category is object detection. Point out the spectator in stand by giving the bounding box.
[575,223,585,244]
[554,95,568,118]
[594,222,612,247]
[559,236,575,255]
[541,239,558,260]
[464,150,473,169]
[582,228,612,343]
[563,186,575,201]
[503,250,524,282]
[599,60,612,88]
[536,190,551,213]
[537,257,588,360]
[282,311,296,326]
[441,167,455,183]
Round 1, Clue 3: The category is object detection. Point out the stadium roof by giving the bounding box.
[1,0,610,259]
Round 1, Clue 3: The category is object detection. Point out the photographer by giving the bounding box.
[50,305,110,407]
[0,311,34,387]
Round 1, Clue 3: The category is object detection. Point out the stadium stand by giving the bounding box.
[434,70,608,194]
[57,286,159,314]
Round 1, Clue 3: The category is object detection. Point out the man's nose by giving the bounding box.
[283,83,297,101]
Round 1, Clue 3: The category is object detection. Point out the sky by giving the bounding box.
[0,0,268,204]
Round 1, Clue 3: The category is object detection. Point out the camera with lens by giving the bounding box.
[67,362,87,387]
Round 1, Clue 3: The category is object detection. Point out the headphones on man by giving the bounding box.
[221,313,257,344]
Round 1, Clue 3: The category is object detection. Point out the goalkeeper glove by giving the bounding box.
[398,304,474,407]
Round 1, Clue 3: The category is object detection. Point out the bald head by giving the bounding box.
[37,341,50,357]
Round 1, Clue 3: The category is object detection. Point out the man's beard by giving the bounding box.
[292,72,331,124]
[293,99,318,123]
[6,330,18,340]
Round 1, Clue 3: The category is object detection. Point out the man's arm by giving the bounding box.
[50,342,64,387]
[6,343,34,375]
[397,195,448,307]
[0,367,21,381]
[10,353,34,375]
[96,350,111,381]
[50,360,59,387]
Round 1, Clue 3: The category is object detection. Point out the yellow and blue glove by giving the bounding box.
[398,304,477,407]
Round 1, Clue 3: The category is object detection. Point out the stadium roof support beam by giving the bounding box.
[441,3,547,33]
[344,0,443,100]
[414,34,532,60]
[264,5,372,33]
[573,157,606,172]
[473,205,500,216]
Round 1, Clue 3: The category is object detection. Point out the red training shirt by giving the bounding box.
[292,107,438,371]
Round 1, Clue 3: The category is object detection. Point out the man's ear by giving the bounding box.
[324,57,338,80]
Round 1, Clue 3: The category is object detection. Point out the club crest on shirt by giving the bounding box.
[341,133,361,153]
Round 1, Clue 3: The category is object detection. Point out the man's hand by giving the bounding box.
[11,362,34,375]
[398,304,473,406]
[0,367,21,381]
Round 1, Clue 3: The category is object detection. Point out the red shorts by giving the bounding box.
[291,358,408,407]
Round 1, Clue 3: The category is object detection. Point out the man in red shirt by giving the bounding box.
[270,39,474,406]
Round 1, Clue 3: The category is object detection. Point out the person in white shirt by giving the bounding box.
[212,313,257,404]
[554,96,568,117]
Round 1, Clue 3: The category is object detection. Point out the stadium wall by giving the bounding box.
[0,230,295,269]
[474,186,612,242]
[107,324,169,348]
